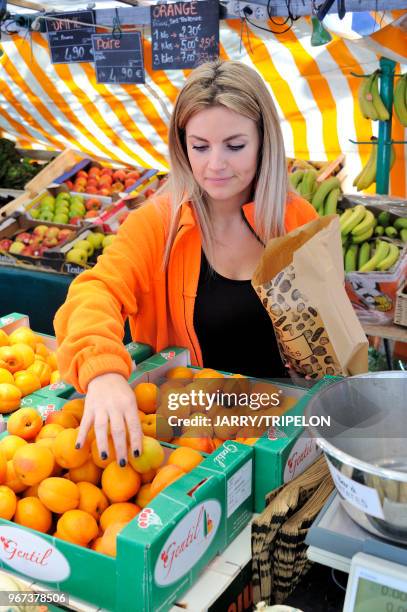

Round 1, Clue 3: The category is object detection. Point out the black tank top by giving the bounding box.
[193,250,287,379]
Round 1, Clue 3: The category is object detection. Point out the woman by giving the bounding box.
[54,59,318,465]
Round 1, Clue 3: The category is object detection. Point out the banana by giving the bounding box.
[345,244,358,272]
[289,170,304,189]
[371,72,390,121]
[384,226,398,238]
[358,73,378,120]
[299,170,318,201]
[358,242,371,269]
[359,240,390,272]
[356,139,378,191]
[339,208,353,229]
[352,227,374,243]
[312,177,341,212]
[377,243,400,271]
[393,74,407,127]
[401,229,407,243]
[378,211,391,226]
[351,209,376,236]
[374,225,384,236]
[323,187,340,216]
[341,205,367,236]
[394,217,407,230]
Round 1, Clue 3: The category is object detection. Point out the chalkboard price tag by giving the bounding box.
[151,0,219,70]
[92,32,145,84]
[46,10,95,64]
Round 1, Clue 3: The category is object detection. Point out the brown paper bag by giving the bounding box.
[252,215,368,379]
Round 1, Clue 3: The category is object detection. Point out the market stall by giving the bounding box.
[0,0,406,611]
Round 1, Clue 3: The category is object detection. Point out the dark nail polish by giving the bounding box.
[119,458,126,467]
[101,451,108,460]
[75,443,81,449]
[133,449,140,457]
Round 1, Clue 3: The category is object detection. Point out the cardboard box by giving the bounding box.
[137,348,318,512]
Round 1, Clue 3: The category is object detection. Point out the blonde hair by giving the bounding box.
[158,59,291,265]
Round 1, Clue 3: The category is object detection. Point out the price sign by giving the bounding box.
[151,0,219,70]
[91,32,145,84]
[46,10,95,64]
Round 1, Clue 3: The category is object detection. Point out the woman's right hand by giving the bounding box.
[75,372,143,466]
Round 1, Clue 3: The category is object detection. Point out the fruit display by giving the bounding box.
[289,170,341,216]
[0,325,60,412]
[63,164,143,197]
[0,401,205,558]
[358,71,390,122]
[393,72,407,127]
[28,191,108,225]
[64,232,115,267]
[0,138,47,190]
[0,225,75,258]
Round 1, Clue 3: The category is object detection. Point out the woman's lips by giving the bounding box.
[205,177,233,183]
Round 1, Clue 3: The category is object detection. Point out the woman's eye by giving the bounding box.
[191,145,208,151]
[228,144,245,151]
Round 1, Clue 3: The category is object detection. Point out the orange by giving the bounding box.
[77,481,109,521]
[100,502,140,532]
[0,485,17,519]
[165,366,194,381]
[68,459,102,485]
[98,521,127,557]
[13,443,54,486]
[38,477,80,513]
[0,383,21,413]
[0,435,27,460]
[91,437,116,468]
[5,460,26,493]
[53,428,90,469]
[13,371,41,397]
[134,382,159,414]
[62,398,85,422]
[7,407,42,440]
[0,368,14,384]
[135,483,154,508]
[8,327,37,350]
[150,465,185,497]
[167,447,203,473]
[101,462,141,503]
[27,361,52,387]
[0,330,9,347]
[11,344,35,369]
[57,510,98,546]
[14,497,52,534]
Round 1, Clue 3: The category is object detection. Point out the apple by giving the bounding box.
[70,203,86,215]
[85,198,101,211]
[32,246,45,257]
[74,186,86,193]
[58,229,74,242]
[0,239,13,252]
[86,233,104,249]
[30,209,40,219]
[125,179,136,190]
[99,175,113,186]
[85,210,99,219]
[39,195,55,208]
[9,242,25,255]
[68,216,82,226]
[53,214,69,224]
[102,235,115,249]
[85,186,98,195]
[43,237,59,248]
[64,180,74,190]
[111,181,124,193]
[71,195,85,205]
[127,171,141,181]
[46,228,59,238]
[98,188,111,197]
[56,192,70,201]
[38,211,54,222]
[113,170,126,182]
[33,225,49,237]
[75,177,87,186]
[77,170,88,179]
[75,240,94,257]
[15,232,32,245]
[21,245,34,256]
[66,248,88,265]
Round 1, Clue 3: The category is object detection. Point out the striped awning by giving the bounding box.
[0,13,405,195]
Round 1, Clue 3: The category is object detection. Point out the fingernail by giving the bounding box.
[119,458,127,467]
[133,450,140,457]
[101,451,108,460]
[75,443,81,449]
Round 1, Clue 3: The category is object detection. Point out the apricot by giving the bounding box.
[13,443,54,486]
[14,371,41,397]
[99,521,127,557]
[11,344,35,369]
[91,537,104,553]
[0,368,14,384]
[50,371,60,384]
[134,382,159,414]
[0,383,22,413]
[0,435,27,460]
[100,502,140,532]
[141,413,173,442]
[182,412,213,437]
[0,330,9,347]
[35,343,49,358]
[77,482,109,521]
[101,462,141,502]
[5,460,26,493]
[14,497,52,534]
[62,398,85,422]
[68,459,102,485]
[22,483,40,498]
[0,450,6,484]
[128,436,164,474]
[27,361,52,386]
[47,353,58,371]
[173,430,215,454]
[167,447,203,473]
[8,326,37,349]
[38,477,80,513]
[45,411,79,429]
[140,468,156,484]
[165,366,194,381]
[7,407,42,440]
[0,485,17,519]
[36,423,64,441]
[135,484,154,508]
[91,436,116,468]
[150,465,185,497]
[53,428,90,469]
[57,510,98,546]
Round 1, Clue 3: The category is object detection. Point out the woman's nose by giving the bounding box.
[207,149,227,171]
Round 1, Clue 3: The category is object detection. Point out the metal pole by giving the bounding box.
[376,57,396,195]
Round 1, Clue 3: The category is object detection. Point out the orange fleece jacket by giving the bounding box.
[54,194,318,393]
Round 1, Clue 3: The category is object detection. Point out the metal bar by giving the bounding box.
[376,58,396,195]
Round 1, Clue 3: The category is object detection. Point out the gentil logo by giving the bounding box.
[160,351,176,360]
[137,508,162,528]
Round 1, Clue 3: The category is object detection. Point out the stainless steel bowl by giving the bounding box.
[304,372,407,544]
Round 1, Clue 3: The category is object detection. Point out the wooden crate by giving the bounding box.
[24,148,88,196]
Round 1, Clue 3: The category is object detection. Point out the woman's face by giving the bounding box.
[185,106,260,209]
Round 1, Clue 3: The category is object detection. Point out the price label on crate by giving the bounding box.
[45,10,95,64]
[91,32,145,84]
[151,0,219,70]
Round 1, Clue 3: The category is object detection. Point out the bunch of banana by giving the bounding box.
[344,239,401,273]
[358,71,390,121]
[340,204,376,243]
[393,73,407,127]
[352,138,396,192]
[374,212,407,243]
[290,170,341,215]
